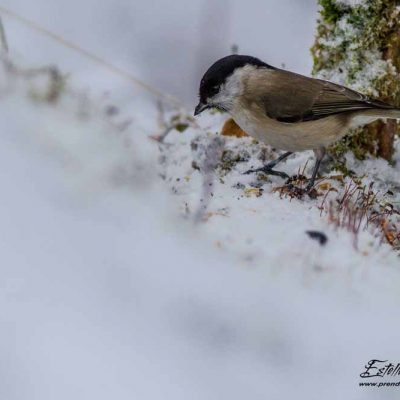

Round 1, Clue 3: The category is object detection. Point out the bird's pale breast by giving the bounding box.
[231,99,352,152]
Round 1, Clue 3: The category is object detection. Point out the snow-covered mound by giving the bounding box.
[160,111,400,272]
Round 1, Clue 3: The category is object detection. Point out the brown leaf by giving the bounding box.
[221,118,248,138]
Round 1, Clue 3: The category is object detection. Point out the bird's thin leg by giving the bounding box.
[266,151,293,168]
[284,147,325,197]
[244,151,293,179]
[305,147,326,192]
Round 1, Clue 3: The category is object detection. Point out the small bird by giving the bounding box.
[194,55,400,194]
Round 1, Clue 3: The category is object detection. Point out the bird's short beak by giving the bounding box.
[194,102,209,116]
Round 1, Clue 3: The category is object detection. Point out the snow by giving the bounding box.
[161,112,400,273]
[1,56,400,400]
[314,12,391,98]
[338,0,366,6]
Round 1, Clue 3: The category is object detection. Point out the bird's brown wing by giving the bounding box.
[258,70,395,123]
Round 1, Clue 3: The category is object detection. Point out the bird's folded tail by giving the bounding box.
[363,106,400,118]
[349,108,400,128]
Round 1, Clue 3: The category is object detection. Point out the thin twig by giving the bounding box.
[0,5,182,107]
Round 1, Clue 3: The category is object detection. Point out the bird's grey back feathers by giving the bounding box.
[245,69,398,123]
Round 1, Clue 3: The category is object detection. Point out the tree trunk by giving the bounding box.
[311,0,400,163]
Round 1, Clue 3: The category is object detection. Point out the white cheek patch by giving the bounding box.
[209,66,251,111]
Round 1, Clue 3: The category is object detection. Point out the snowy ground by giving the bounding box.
[161,110,400,271]
[1,55,400,400]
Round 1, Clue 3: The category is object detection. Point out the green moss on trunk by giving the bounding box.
[311,0,400,165]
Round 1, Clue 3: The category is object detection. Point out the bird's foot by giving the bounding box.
[274,175,318,199]
[244,166,289,180]
[284,183,307,198]
[284,184,318,199]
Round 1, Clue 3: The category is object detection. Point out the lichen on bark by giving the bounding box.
[311,0,400,165]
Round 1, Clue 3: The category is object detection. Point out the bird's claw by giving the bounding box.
[244,167,289,180]
[285,183,306,197]
[283,182,318,199]
[271,175,318,199]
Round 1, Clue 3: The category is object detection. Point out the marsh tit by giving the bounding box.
[195,55,400,194]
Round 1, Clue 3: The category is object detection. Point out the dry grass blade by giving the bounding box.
[0,5,182,107]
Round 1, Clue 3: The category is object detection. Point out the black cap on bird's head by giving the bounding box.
[194,55,272,116]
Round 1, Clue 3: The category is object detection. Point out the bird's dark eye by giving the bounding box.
[199,79,220,102]
[209,85,219,97]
